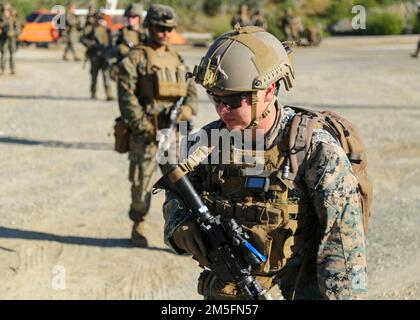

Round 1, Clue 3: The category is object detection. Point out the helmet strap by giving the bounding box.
[246,92,275,129]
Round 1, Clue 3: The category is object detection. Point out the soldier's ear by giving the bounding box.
[263,82,277,102]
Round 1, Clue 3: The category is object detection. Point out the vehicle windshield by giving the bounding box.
[26,13,40,22]
[37,14,56,23]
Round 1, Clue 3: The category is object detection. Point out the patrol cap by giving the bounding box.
[143,4,177,28]
[124,3,144,18]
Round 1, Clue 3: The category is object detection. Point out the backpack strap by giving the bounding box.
[286,106,319,178]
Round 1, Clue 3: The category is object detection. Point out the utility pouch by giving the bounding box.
[113,116,131,153]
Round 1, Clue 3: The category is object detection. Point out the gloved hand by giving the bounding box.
[177,105,193,122]
[172,219,209,266]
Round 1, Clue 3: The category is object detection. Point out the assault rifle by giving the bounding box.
[153,151,282,300]
[144,88,189,194]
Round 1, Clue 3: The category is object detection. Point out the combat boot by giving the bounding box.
[91,91,97,100]
[105,88,115,101]
[131,222,148,247]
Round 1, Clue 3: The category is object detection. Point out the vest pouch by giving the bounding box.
[137,73,156,101]
[113,117,130,154]
[155,66,187,99]
[241,223,272,274]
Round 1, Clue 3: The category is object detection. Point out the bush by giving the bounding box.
[266,10,286,41]
[413,14,420,34]
[364,12,404,35]
[202,0,223,17]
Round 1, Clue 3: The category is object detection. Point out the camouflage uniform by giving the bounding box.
[230,5,251,28]
[117,4,198,246]
[110,4,147,81]
[163,104,367,300]
[115,27,146,62]
[161,26,367,300]
[63,9,81,61]
[250,10,267,30]
[0,8,19,75]
[80,14,114,100]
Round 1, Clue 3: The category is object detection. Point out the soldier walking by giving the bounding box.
[80,12,114,101]
[62,2,81,61]
[0,4,19,75]
[117,4,197,247]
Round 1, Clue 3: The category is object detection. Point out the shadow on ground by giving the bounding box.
[0,136,112,151]
[0,94,91,102]
[0,226,174,254]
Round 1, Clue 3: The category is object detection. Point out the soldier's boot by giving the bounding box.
[63,55,69,61]
[131,221,148,247]
[91,91,97,100]
[411,43,420,58]
[105,87,115,101]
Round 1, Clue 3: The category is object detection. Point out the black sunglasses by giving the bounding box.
[155,25,174,33]
[206,90,251,109]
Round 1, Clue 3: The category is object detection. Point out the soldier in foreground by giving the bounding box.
[0,4,19,75]
[117,4,197,247]
[162,26,370,299]
[80,12,114,101]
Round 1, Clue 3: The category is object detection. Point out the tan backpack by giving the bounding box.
[287,106,373,233]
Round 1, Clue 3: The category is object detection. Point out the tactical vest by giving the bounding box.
[200,134,318,276]
[122,28,143,48]
[137,45,187,103]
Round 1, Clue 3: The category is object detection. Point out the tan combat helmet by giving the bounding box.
[124,3,144,18]
[191,25,295,128]
[143,4,177,28]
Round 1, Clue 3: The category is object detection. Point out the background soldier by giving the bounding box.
[0,4,19,75]
[110,3,146,81]
[118,4,197,247]
[250,9,267,29]
[80,12,114,100]
[62,2,81,61]
[163,26,368,299]
[230,4,251,28]
[411,2,420,58]
[278,8,300,41]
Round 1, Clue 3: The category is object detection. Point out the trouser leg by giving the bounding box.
[127,135,157,247]
[90,56,99,98]
[101,60,114,100]
[128,138,157,221]
[0,39,7,73]
[8,38,15,73]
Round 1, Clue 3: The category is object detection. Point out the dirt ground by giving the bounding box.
[1,35,420,300]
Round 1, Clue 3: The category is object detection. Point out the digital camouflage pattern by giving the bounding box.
[63,11,81,61]
[117,38,197,238]
[80,21,113,99]
[163,104,367,300]
[0,8,19,74]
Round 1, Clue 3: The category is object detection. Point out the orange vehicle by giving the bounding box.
[18,9,60,45]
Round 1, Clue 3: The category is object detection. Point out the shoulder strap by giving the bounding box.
[287,107,319,177]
